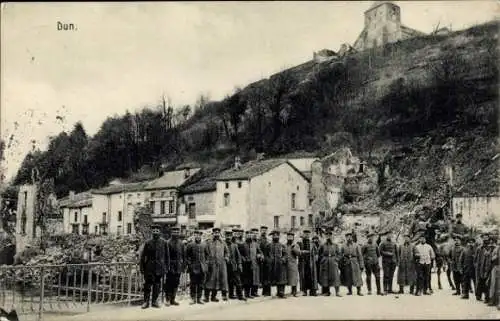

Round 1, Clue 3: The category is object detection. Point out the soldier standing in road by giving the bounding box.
[139,225,167,309]
[186,230,207,305]
[414,236,435,296]
[267,230,288,298]
[285,231,300,297]
[397,233,417,295]
[487,232,499,308]
[204,227,229,302]
[362,232,383,295]
[313,234,322,291]
[477,234,494,304]
[450,236,465,296]
[318,230,342,297]
[251,228,263,297]
[379,232,397,294]
[340,232,364,296]
[451,213,468,239]
[297,230,319,296]
[225,230,246,301]
[164,227,185,306]
[259,226,272,296]
[459,236,476,299]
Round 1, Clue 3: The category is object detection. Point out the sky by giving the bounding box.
[1,1,499,181]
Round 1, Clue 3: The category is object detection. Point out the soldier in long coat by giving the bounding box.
[258,226,272,296]
[285,232,300,297]
[459,236,476,299]
[313,235,322,288]
[186,230,207,305]
[297,230,319,296]
[164,226,185,306]
[267,230,288,298]
[204,227,229,302]
[225,230,246,301]
[397,233,417,294]
[240,230,261,298]
[476,234,493,302]
[450,236,465,296]
[139,225,168,309]
[251,228,264,297]
[318,230,341,297]
[340,232,365,296]
[362,232,382,295]
[379,232,398,294]
[487,233,499,307]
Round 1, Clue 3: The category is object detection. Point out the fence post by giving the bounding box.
[87,267,92,313]
[127,265,133,306]
[38,266,44,321]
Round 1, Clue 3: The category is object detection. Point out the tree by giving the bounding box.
[133,206,153,240]
[217,89,247,152]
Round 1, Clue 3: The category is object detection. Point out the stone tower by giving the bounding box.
[15,184,38,253]
[354,1,425,51]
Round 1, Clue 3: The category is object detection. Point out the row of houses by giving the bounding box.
[54,149,369,236]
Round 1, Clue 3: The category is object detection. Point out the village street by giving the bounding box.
[46,277,499,321]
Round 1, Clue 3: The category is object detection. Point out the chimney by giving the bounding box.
[234,156,241,170]
[69,191,75,200]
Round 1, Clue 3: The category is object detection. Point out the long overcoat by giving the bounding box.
[140,238,168,277]
[450,245,464,272]
[318,241,341,287]
[340,242,364,287]
[267,241,288,286]
[227,241,243,273]
[259,237,271,286]
[204,239,229,291]
[478,246,493,280]
[285,242,300,287]
[397,243,417,286]
[166,238,185,274]
[240,240,262,286]
[297,239,319,291]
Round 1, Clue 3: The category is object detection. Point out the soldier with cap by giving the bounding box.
[340,231,365,296]
[139,224,168,309]
[362,231,382,295]
[259,225,272,296]
[459,236,476,299]
[487,231,499,307]
[318,229,342,297]
[297,230,319,296]
[245,228,263,297]
[379,231,398,294]
[475,233,492,302]
[225,230,245,301]
[478,233,495,305]
[204,227,229,302]
[285,231,300,297]
[450,235,465,296]
[266,230,288,298]
[164,226,185,306]
[312,234,322,289]
[452,213,468,239]
[396,233,417,295]
[186,230,207,305]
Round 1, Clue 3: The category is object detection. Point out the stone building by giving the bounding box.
[15,184,37,253]
[353,1,425,51]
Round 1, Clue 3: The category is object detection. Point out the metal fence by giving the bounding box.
[0,263,190,321]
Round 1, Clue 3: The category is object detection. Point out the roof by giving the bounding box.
[302,171,312,181]
[401,25,426,36]
[59,191,92,208]
[145,169,193,190]
[366,1,396,12]
[91,182,149,195]
[216,159,310,182]
[182,177,217,194]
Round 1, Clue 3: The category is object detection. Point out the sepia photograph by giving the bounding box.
[0,1,499,320]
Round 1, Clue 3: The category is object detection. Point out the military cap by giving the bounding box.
[456,213,463,218]
[151,224,161,230]
[303,229,311,234]
[170,226,180,232]
[260,225,269,230]
[251,228,259,232]
[225,230,233,237]
[231,228,240,233]
[467,236,475,243]
[345,231,352,236]
[212,227,221,233]
[245,230,253,234]
[270,230,280,235]
[312,235,320,240]
[287,231,295,236]
[325,230,333,235]
[193,230,202,235]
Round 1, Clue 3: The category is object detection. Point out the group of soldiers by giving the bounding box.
[138,214,500,311]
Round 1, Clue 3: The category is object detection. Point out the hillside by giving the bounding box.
[9,21,499,228]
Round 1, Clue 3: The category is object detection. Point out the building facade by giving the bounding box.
[179,177,217,230]
[452,195,500,227]
[60,191,94,235]
[15,184,37,253]
[215,159,311,230]
[353,1,425,51]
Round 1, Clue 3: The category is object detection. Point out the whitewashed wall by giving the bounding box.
[452,196,500,226]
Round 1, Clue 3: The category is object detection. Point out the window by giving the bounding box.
[160,201,166,214]
[102,212,107,223]
[127,194,132,199]
[161,192,166,197]
[359,162,364,173]
[170,191,175,196]
[74,211,78,222]
[83,215,88,224]
[168,200,174,214]
[101,225,108,235]
[24,191,28,205]
[291,216,296,229]
[118,211,122,222]
[309,198,313,206]
[94,226,98,234]
[238,181,242,188]
[82,224,89,235]
[117,226,122,236]
[223,193,230,207]
[308,214,313,227]
[72,224,79,235]
[151,192,156,198]
[274,216,280,229]
[21,216,27,234]
[291,193,296,209]
[297,186,299,191]
[127,223,132,234]
[188,203,196,219]
[225,182,229,189]
[150,201,155,212]
[300,216,305,226]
